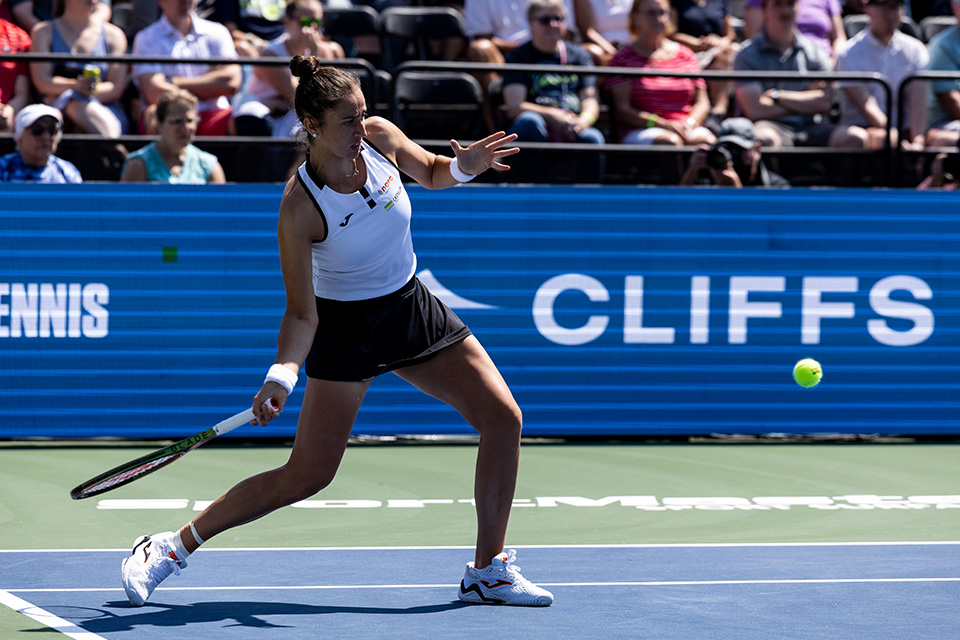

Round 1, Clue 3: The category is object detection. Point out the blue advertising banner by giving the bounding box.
[1,184,958,438]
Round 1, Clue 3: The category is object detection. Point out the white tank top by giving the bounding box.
[296,142,416,301]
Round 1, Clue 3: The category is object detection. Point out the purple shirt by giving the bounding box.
[746,0,842,57]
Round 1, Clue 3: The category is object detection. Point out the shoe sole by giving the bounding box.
[458,581,553,606]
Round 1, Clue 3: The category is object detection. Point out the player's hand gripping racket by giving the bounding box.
[70,401,277,500]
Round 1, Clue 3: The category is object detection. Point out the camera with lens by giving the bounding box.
[942,150,960,179]
[705,141,740,171]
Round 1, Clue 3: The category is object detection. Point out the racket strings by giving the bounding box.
[78,452,184,498]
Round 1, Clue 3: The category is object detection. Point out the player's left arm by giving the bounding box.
[363,116,519,190]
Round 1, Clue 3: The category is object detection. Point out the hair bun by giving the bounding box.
[290,55,319,80]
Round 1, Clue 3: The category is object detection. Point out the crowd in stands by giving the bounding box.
[1,0,959,186]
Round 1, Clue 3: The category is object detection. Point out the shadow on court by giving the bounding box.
[75,600,472,633]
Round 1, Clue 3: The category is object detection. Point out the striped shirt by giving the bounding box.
[607,44,706,141]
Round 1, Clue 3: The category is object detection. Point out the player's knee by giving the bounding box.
[282,467,337,501]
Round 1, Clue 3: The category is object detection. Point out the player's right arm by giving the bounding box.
[252,177,323,424]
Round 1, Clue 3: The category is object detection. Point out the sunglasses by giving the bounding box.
[28,122,61,136]
[534,14,565,25]
[299,16,323,27]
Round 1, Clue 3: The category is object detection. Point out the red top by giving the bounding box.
[0,19,31,105]
[607,44,705,141]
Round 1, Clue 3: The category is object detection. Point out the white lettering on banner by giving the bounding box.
[0,283,110,338]
[532,274,609,346]
[801,277,858,345]
[531,274,935,346]
[867,276,934,346]
[98,494,960,511]
[728,276,785,344]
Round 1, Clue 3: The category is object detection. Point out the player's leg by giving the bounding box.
[121,378,369,606]
[393,336,553,606]
[182,377,371,548]
[394,336,519,565]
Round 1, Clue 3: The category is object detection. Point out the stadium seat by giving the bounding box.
[919,15,955,42]
[393,71,484,140]
[322,6,383,67]
[380,7,468,71]
[842,13,922,40]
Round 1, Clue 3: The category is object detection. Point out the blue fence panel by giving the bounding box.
[1,184,957,438]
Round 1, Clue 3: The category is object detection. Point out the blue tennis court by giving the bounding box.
[3,543,957,639]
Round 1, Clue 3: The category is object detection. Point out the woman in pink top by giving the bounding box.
[607,0,715,145]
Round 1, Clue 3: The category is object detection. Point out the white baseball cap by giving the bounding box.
[14,104,63,142]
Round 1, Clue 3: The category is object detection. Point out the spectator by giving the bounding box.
[744,0,846,62]
[668,0,739,128]
[503,0,603,142]
[211,0,286,58]
[830,0,928,150]
[464,0,577,130]
[29,0,129,138]
[132,0,242,135]
[733,0,835,148]
[606,0,716,146]
[120,89,226,183]
[680,116,790,184]
[916,150,960,187]
[925,0,960,147]
[0,104,82,182]
[7,0,108,32]
[503,0,605,180]
[0,3,32,132]
[238,0,344,137]
[574,0,633,65]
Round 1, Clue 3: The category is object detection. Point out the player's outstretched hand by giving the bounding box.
[450,131,520,176]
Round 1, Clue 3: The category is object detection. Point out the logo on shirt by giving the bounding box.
[339,213,354,227]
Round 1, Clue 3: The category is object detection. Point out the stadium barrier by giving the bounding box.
[0,53,911,186]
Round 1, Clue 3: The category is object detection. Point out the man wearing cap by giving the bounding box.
[733,0,835,148]
[0,104,83,183]
[925,0,960,147]
[680,116,790,186]
[830,0,928,150]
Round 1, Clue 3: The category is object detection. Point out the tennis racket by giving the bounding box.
[70,404,272,500]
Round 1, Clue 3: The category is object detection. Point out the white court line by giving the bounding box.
[0,589,107,640]
[8,576,960,594]
[2,541,960,553]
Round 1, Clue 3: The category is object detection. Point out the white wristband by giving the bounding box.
[265,364,298,394]
[449,158,476,183]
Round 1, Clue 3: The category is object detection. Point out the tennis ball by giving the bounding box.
[793,358,822,388]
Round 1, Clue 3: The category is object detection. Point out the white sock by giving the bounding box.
[171,531,191,560]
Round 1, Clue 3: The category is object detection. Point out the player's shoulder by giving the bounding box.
[362,116,407,152]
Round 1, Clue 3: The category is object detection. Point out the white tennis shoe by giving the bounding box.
[120,532,187,606]
[458,549,554,606]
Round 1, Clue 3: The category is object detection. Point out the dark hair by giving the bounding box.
[289,56,361,128]
[285,0,322,19]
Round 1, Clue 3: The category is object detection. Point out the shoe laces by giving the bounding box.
[500,549,522,577]
[147,550,181,584]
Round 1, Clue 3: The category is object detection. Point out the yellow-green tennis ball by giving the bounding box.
[793,358,822,388]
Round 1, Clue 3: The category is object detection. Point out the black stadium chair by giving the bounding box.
[842,13,923,40]
[393,71,484,140]
[380,7,468,71]
[321,6,382,66]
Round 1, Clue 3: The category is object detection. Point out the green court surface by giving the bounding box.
[2,441,958,636]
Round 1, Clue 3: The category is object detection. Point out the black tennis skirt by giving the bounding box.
[304,277,473,382]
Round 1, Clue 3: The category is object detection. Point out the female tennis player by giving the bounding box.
[120,56,553,608]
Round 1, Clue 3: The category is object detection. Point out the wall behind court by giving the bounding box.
[1,184,957,439]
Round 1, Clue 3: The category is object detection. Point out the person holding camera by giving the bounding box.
[679,116,790,186]
[917,152,960,189]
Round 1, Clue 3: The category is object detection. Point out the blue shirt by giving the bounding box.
[0,152,83,183]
